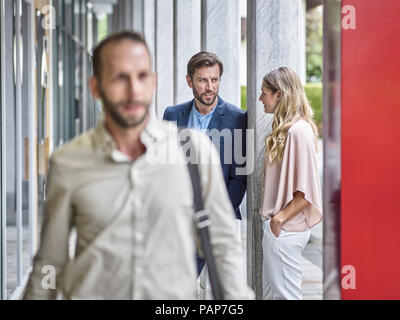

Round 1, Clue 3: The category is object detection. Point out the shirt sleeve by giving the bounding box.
[194,131,255,300]
[23,155,73,300]
[276,124,323,229]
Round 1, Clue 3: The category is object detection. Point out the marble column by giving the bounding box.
[155,0,174,119]
[132,0,143,33]
[201,0,241,107]
[143,0,155,66]
[246,0,306,299]
[142,0,156,116]
[173,0,201,104]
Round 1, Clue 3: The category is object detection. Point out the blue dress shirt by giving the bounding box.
[187,101,217,130]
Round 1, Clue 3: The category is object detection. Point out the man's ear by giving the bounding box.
[186,74,193,88]
[153,72,158,91]
[89,76,101,100]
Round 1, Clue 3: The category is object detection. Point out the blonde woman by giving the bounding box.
[259,67,322,300]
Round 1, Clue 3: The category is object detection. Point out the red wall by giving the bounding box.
[342,0,400,299]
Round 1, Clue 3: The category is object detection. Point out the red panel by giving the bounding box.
[342,0,400,299]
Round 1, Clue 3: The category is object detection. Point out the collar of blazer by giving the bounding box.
[178,95,225,130]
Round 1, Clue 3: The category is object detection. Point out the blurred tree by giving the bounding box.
[306,6,323,82]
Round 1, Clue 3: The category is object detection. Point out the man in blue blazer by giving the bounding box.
[163,51,247,275]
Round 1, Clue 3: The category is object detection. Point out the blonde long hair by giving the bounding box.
[264,67,318,163]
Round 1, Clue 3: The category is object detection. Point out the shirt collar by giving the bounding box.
[94,116,165,162]
[192,100,217,119]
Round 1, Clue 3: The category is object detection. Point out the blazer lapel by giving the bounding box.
[177,100,193,127]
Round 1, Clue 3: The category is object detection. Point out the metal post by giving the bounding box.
[0,0,7,300]
[322,0,341,300]
[15,0,23,288]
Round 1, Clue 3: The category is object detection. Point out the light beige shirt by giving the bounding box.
[260,120,323,232]
[24,118,254,300]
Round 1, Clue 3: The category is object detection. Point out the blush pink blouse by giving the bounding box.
[260,120,323,232]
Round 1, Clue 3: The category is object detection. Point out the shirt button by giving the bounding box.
[136,233,143,242]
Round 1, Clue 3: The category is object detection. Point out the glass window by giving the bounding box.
[4,0,18,299]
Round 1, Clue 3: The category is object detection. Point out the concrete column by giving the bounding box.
[113,1,120,32]
[300,0,307,84]
[111,4,118,32]
[118,0,124,31]
[201,0,241,107]
[173,0,201,104]
[155,0,174,119]
[246,0,306,299]
[123,0,133,30]
[132,0,143,33]
[143,0,155,67]
[142,0,156,116]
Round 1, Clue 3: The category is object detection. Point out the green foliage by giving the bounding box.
[241,86,247,110]
[97,16,108,43]
[304,82,322,134]
[306,6,323,82]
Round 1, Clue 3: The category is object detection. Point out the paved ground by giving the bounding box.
[302,221,323,299]
[302,138,323,300]
[197,220,323,300]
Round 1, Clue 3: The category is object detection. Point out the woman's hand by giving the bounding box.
[270,215,283,238]
[269,192,310,238]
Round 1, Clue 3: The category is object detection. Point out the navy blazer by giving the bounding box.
[163,96,247,219]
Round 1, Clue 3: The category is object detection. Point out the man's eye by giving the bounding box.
[139,72,148,80]
[116,74,127,80]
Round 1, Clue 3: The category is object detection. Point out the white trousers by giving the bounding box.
[262,219,311,300]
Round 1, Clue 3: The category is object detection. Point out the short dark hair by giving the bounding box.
[92,31,149,79]
[187,51,223,78]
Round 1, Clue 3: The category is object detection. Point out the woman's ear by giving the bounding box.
[276,90,282,101]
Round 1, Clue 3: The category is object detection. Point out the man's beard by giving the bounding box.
[99,88,150,128]
[192,87,218,107]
